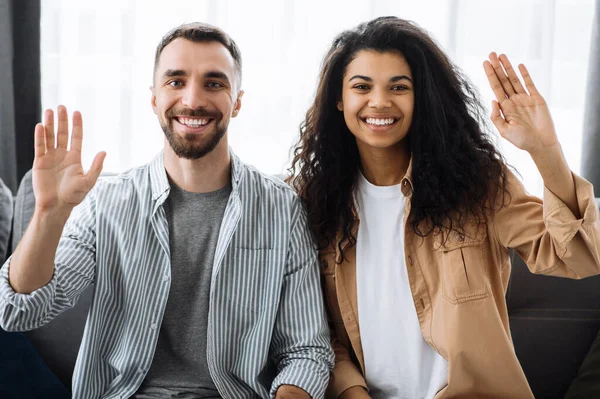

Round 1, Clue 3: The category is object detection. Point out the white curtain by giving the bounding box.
[41,0,596,196]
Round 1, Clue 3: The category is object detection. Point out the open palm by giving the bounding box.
[483,52,558,153]
[33,106,106,212]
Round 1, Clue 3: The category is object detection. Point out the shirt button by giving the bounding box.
[138,368,145,374]
[163,275,169,282]
[150,323,157,330]
[457,233,465,242]
[407,255,413,266]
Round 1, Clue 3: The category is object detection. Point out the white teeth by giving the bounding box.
[179,117,210,127]
[365,117,396,126]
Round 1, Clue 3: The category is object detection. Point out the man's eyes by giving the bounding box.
[165,80,226,89]
[206,81,225,89]
[167,80,183,87]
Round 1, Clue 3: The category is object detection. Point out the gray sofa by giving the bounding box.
[3,171,95,390]
[2,171,600,398]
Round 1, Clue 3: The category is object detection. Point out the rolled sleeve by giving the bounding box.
[543,173,599,246]
[0,257,58,331]
[542,173,600,275]
[0,191,97,332]
[496,170,600,279]
[269,198,334,398]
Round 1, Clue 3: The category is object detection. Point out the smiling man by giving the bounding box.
[0,23,333,399]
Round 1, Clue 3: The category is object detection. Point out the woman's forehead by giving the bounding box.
[345,50,412,79]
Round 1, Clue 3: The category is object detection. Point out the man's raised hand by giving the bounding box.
[33,105,106,214]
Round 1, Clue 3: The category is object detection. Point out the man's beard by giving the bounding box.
[161,107,228,160]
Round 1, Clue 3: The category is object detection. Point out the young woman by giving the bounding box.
[289,16,600,399]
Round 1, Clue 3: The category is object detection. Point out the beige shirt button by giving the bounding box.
[407,255,413,266]
[457,233,465,241]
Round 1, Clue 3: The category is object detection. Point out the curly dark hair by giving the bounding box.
[288,16,509,259]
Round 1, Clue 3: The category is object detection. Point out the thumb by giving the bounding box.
[490,100,507,135]
[85,151,106,188]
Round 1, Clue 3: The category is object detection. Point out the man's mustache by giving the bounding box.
[165,107,222,119]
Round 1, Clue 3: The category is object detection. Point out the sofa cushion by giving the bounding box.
[0,328,70,398]
[0,178,12,264]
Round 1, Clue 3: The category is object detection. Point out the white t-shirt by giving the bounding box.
[355,172,448,399]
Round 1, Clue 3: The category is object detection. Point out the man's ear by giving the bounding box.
[150,86,157,115]
[232,90,244,118]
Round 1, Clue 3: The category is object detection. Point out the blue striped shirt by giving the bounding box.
[0,151,334,398]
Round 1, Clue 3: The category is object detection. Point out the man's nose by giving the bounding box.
[181,84,208,110]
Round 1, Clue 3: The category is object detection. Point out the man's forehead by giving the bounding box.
[156,38,235,77]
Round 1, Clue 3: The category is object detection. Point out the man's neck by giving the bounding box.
[163,140,232,193]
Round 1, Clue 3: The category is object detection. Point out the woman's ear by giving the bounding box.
[337,100,343,111]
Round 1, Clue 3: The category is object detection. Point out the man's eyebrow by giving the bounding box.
[162,69,187,79]
[204,71,231,85]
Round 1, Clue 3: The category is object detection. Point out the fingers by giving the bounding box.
[56,105,69,149]
[44,109,55,149]
[483,60,507,103]
[488,52,515,96]
[70,111,83,154]
[34,123,46,158]
[518,63,541,97]
[498,54,526,95]
[85,151,106,188]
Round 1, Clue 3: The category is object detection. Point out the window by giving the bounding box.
[41,0,595,196]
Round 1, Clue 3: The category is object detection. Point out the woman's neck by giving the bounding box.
[357,140,410,186]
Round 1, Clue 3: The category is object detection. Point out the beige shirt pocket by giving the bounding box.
[437,224,491,304]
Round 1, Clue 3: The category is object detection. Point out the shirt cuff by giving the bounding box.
[270,361,330,399]
[543,173,599,245]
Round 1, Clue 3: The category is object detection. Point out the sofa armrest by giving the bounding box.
[0,177,13,264]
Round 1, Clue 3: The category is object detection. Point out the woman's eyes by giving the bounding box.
[351,84,409,91]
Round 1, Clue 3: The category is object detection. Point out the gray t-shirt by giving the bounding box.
[134,181,231,399]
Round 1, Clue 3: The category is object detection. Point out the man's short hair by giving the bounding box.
[154,22,242,89]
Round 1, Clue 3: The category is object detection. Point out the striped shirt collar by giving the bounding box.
[148,148,243,203]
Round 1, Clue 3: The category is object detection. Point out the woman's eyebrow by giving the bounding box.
[348,74,372,82]
[348,74,413,82]
[390,75,412,82]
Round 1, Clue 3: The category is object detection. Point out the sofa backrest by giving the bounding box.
[507,250,600,398]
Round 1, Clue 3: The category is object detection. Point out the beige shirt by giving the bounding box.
[321,167,600,398]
